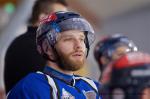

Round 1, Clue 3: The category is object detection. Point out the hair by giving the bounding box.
[28,0,68,24]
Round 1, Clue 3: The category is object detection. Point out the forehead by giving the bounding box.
[59,30,85,37]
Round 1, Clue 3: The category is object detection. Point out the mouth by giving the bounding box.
[72,52,84,58]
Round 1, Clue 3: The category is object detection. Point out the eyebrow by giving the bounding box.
[80,34,85,38]
[60,34,85,38]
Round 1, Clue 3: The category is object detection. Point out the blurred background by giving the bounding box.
[0,0,150,97]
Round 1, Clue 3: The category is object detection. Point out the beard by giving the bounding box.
[56,50,86,71]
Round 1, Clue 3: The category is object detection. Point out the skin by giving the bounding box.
[111,46,131,61]
[46,30,86,75]
[141,88,150,99]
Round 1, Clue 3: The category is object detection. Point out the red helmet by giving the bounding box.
[110,52,150,99]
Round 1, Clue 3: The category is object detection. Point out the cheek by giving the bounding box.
[82,43,86,52]
[56,41,86,54]
[63,46,73,53]
[56,42,74,54]
[112,54,120,60]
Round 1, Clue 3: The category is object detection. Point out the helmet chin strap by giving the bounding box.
[84,32,90,57]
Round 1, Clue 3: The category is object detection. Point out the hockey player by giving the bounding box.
[94,34,137,81]
[110,51,150,99]
[7,11,102,99]
[94,34,137,98]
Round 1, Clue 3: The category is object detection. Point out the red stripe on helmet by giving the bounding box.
[40,13,57,24]
[113,52,150,69]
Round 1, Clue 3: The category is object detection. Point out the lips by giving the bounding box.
[72,52,84,57]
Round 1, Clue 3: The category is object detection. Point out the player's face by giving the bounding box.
[101,45,130,67]
[141,88,150,99]
[111,45,131,61]
[55,30,86,71]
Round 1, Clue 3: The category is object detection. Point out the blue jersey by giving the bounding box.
[7,66,101,99]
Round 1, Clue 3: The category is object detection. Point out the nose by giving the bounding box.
[74,39,83,50]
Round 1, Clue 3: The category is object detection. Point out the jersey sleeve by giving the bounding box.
[94,81,102,99]
[7,82,34,99]
[7,73,52,99]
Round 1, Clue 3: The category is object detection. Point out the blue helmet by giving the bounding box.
[94,34,138,70]
[36,11,95,58]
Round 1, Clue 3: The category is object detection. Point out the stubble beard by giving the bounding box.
[57,51,86,71]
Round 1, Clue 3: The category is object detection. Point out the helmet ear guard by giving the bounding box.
[84,31,90,57]
[37,38,58,62]
[36,38,50,60]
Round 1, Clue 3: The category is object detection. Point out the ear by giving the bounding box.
[100,56,110,66]
[37,45,42,54]
[42,39,56,60]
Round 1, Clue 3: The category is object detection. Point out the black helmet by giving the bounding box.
[110,52,150,99]
[94,34,138,70]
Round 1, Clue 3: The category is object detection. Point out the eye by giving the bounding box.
[80,37,85,42]
[63,37,73,41]
[80,38,84,41]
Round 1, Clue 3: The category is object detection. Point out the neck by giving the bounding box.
[46,61,73,75]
